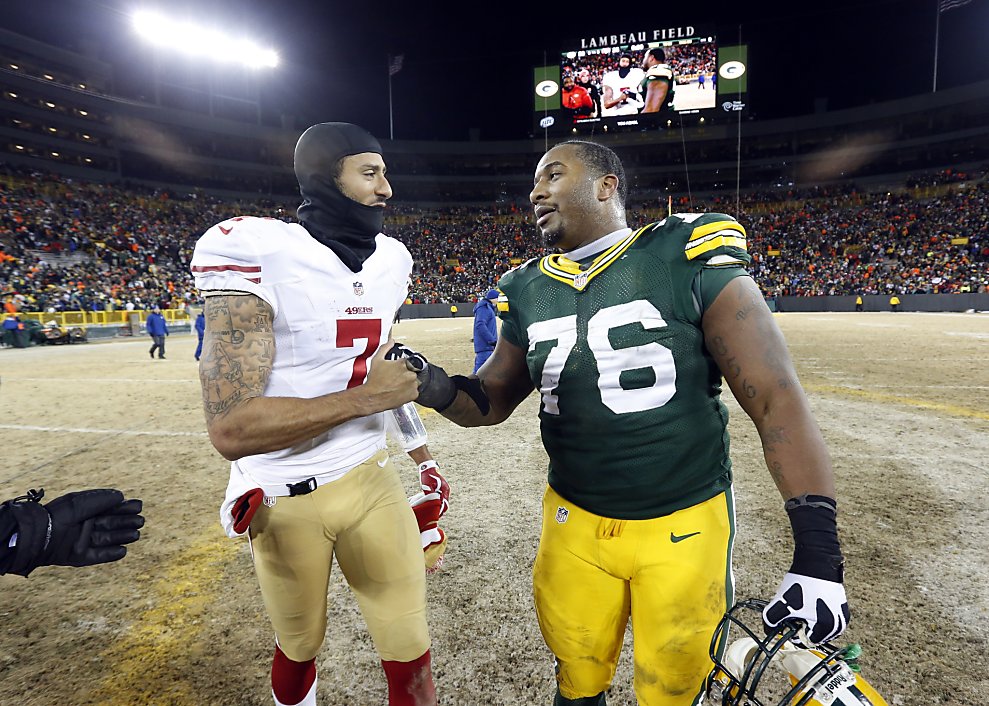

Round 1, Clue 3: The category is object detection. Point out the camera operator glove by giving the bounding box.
[763,494,850,646]
[2,488,144,577]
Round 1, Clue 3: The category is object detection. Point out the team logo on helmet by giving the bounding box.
[555,506,570,524]
[353,281,364,296]
[705,599,889,706]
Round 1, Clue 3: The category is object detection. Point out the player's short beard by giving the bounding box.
[539,180,596,251]
[542,227,563,249]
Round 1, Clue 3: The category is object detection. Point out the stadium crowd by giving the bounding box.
[2,166,987,315]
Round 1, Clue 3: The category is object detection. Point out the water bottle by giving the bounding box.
[387,402,428,452]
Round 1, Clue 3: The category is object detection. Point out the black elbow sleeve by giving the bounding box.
[450,375,491,416]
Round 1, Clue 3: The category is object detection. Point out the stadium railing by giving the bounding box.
[13,309,192,339]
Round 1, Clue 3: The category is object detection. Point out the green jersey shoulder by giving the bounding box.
[497,213,750,334]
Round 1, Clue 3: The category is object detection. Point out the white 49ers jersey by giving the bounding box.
[601,67,646,115]
[191,215,412,492]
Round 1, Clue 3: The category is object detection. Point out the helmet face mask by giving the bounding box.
[704,599,888,706]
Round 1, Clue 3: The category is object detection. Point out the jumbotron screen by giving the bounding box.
[533,25,748,132]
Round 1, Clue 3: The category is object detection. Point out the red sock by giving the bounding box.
[381,650,436,706]
[271,644,316,705]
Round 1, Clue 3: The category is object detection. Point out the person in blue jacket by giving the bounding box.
[472,289,499,373]
[146,306,169,359]
[194,310,206,361]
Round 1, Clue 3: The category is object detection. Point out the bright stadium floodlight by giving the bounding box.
[132,10,279,69]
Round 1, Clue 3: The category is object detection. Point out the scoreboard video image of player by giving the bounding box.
[533,25,748,133]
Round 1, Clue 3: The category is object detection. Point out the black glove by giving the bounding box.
[386,343,457,411]
[2,488,144,577]
[763,495,849,646]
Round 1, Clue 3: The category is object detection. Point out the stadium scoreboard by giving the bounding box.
[533,24,748,134]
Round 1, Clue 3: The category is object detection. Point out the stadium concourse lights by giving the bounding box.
[132,10,279,69]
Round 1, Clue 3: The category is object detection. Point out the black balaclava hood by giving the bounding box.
[294,122,385,272]
[618,54,633,80]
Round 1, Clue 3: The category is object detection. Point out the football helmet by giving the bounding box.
[703,599,888,706]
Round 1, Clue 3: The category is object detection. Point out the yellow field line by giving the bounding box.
[88,530,241,705]
[804,383,989,421]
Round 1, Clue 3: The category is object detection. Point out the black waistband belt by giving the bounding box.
[286,477,318,496]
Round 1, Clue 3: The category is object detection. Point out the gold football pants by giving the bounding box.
[248,450,429,662]
[533,485,735,705]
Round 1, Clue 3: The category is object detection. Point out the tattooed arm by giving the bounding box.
[199,293,419,461]
[701,276,836,499]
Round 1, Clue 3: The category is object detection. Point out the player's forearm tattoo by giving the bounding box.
[763,425,791,454]
[200,295,274,423]
[768,460,785,486]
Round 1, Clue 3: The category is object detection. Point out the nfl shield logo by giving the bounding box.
[353,281,364,296]
[263,495,276,508]
[555,506,569,524]
[573,273,588,290]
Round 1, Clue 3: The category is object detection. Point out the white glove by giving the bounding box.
[763,572,850,646]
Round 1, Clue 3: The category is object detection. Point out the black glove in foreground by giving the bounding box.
[1,488,144,577]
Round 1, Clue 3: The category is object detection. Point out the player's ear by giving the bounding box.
[597,174,619,202]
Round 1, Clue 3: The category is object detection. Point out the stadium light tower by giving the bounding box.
[132,9,278,123]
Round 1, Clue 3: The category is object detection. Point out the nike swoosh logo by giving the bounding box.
[670,531,701,543]
[377,458,387,467]
[218,225,233,235]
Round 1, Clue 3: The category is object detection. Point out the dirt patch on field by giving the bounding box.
[0,312,987,705]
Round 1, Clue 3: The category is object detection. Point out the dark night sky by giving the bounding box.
[4,0,988,141]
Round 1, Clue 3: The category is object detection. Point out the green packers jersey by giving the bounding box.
[497,213,750,519]
[640,63,675,111]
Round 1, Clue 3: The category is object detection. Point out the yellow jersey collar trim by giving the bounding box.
[538,225,649,291]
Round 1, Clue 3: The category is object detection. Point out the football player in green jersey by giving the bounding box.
[640,47,675,114]
[391,141,848,706]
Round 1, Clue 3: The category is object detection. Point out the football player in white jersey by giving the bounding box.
[600,53,646,116]
[191,123,445,706]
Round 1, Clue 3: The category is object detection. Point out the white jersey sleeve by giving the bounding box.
[191,216,280,317]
